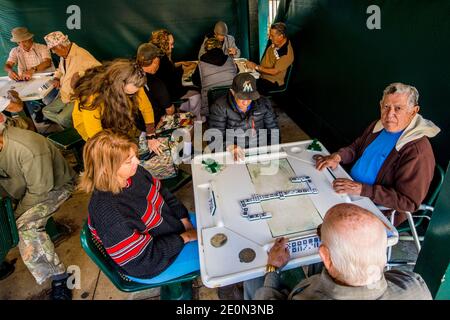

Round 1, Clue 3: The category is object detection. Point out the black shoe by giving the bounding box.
[50,277,72,300]
[0,261,15,281]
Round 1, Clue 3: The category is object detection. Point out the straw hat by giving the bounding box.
[10,27,34,42]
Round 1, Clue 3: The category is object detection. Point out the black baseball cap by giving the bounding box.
[231,73,260,100]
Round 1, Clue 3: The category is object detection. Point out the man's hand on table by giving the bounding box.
[314,152,341,171]
[8,70,21,81]
[245,61,258,70]
[228,47,238,57]
[267,237,290,269]
[227,144,245,162]
[314,153,362,195]
[332,178,362,196]
[52,78,61,89]
[21,69,34,81]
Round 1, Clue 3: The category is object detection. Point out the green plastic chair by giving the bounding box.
[80,221,199,299]
[0,197,19,279]
[47,127,85,168]
[207,85,231,107]
[161,169,192,193]
[384,163,445,266]
[397,164,445,234]
[266,64,293,96]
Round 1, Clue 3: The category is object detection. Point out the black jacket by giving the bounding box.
[155,55,187,101]
[208,93,280,150]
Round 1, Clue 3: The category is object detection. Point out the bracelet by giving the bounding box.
[145,134,157,140]
[265,264,280,274]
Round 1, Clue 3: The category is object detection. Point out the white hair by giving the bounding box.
[382,82,419,108]
[321,210,387,286]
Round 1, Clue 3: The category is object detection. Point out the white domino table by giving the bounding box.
[191,140,398,288]
[0,72,55,101]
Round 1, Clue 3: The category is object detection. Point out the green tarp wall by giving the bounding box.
[1,0,448,166]
[0,0,250,74]
[415,163,450,299]
[277,0,449,167]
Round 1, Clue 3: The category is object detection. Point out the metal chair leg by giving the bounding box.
[386,210,396,270]
[406,211,421,253]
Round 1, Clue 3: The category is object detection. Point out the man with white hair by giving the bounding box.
[42,31,101,128]
[248,203,431,300]
[0,111,76,299]
[316,83,440,225]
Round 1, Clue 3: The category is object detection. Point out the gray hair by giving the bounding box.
[321,204,387,286]
[382,82,419,108]
[270,22,287,37]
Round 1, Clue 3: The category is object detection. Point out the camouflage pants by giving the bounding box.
[15,183,74,285]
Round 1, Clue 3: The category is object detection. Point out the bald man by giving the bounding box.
[245,203,431,300]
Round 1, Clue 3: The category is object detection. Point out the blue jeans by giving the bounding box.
[126,213,199,284]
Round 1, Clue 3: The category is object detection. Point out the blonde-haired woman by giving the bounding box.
[79,130,199,283]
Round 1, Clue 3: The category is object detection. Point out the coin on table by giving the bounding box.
[239,248,256,263]
[210,233,228,248]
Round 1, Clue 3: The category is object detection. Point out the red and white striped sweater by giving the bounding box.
[88,166,189,279]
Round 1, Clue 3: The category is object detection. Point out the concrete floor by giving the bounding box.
[0,106,418,300]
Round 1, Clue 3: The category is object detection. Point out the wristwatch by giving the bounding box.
[145,134,157,140]
[265,264,280,275]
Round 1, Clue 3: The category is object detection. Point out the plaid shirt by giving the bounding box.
[7,43,54,74]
